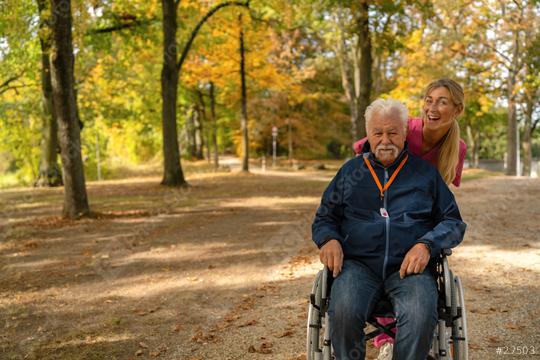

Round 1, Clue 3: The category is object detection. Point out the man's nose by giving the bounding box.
[381,133,391,144]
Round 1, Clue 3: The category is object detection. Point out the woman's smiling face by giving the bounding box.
[422,86,461,132]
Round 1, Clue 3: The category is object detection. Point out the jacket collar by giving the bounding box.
[361,141,409,169]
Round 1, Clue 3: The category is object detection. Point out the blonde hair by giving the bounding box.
[423,79,464,185]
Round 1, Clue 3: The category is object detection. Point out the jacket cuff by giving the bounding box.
[316,233,343,249]
[416,240,438,258]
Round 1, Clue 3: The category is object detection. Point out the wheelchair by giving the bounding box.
[306,249,468,360]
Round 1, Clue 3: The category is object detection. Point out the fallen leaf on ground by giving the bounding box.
[191,329,219,344]
[238,319,257,327]
[170,324,182,332]
[248,341,273,354]
[275,329,294,338]
[487,335,502,344]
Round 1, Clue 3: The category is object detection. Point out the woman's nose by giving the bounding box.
[427,102,439,112]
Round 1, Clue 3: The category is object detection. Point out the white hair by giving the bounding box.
[365,98,408,132]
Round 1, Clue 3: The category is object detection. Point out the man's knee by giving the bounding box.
[329,290,369,325]
[393,273,438,327]
[397,297,437,326]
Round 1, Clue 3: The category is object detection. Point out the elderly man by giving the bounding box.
[312,98,466,360]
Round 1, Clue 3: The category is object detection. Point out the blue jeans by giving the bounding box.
[328,259,438,360]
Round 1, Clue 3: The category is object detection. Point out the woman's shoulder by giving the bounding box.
[459,138,467,153]
[408,117,423,131]
[406,117,423,152]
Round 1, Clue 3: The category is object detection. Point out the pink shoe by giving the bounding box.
[373,317,396,348]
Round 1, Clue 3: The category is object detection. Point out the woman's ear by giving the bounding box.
[456,104,464,117]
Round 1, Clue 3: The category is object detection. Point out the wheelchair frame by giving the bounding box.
[306,249,468,360]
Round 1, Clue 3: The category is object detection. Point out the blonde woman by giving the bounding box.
[352,78,467,358]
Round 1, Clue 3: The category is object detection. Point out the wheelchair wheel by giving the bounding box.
[307,269,332,360]
[307,270,322,360]
[451,275,468,360]
[431,256,469,360]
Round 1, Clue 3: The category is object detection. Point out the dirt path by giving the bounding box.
[1,170,539,359]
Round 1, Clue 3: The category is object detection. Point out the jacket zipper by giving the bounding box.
[382,168,390,280]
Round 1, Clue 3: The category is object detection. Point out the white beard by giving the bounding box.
[375,144,400,164]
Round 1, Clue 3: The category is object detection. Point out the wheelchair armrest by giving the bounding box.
[442,248,452,257]
[321,266,333,299]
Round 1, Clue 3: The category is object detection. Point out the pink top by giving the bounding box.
[353,117,467,187]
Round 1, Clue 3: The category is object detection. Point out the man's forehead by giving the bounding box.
[371,114,403,127]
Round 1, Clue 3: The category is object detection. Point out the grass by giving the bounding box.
[461,168,503,182]
[0,172,21,189]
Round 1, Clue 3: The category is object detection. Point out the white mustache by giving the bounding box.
[375,144,399,154]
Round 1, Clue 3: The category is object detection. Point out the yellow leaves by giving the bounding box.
[478,95,493,114]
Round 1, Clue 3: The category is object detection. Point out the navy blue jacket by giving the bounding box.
[312,142,466,279]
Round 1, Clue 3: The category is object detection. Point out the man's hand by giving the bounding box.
[399,243,430,279]
[319,239,343,278]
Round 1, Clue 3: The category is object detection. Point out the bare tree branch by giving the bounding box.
[0,72,25,93]
[532,118,540,133]
[176,1,250,73]
[512,0,523,11]
[0,83,39,96]
[87,16,157,35]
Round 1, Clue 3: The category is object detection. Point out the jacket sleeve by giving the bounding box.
[312,167,346,248]
[417,172,467,257]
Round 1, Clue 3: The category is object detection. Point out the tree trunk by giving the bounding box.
[49,0,90,218]
[161,0,187,186]
[357,0,372,139]
[195,89,207,161]
[506,76,518,175]
[287,117,293,165]
[239,14,249,172]
[194,107,204,160]
[335,8,360,147]
[185,106,197,158]
[209,82,219,169]
[466,124,480,168]
[35,0,62,187]
[522,97,534,177]
[505,19,522,176]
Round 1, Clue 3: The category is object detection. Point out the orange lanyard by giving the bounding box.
[363,154,409,199]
